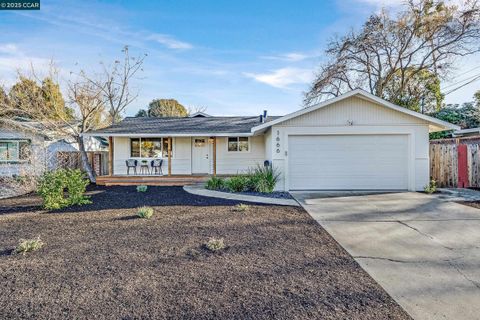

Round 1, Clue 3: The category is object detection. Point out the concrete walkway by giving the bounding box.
[292,191,480,320]
[183,184,299,206]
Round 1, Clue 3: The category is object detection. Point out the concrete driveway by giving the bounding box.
[292,191,480,320]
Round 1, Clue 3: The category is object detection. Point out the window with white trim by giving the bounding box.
[130,138,172,158]
[0,140,30,162]
[228,137,249,152]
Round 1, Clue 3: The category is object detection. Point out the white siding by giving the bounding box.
[112,136,266,175]
[214,136,266,174]
[264,128,272,162]
[269,96,431,191]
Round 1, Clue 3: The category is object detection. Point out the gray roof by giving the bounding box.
[89,116,281,136]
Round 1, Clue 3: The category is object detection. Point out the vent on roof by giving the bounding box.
[259,110,268,123]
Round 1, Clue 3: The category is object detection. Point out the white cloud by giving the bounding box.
[244,67,313,89]
[262,52,311,62]
[146,33,193,50]
[0,44,19,55]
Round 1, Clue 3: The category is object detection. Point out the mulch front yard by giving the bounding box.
[0,186,410,319]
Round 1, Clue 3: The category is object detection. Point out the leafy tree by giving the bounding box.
[8,76,45,118]
[429,101,480,139]
[475,90,480,107]
[386,68,444,112]
[7,76,73,121]
[306,0,480,110]
[135,109,148,117]
[0,86,9,116]
[42,77,74,121]
[148,98,188,117]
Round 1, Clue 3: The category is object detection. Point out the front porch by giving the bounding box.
[96,134,265,186]
[96,175,210,186]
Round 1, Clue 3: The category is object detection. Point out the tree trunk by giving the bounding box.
[77,136,96,183]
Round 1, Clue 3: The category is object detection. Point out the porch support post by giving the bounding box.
[213,137,217,176]
[108,136,113,176]
[168,137,172,176]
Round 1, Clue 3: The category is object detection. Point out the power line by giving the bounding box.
[447,65,480,82]
[444,74,480,96]
[442,71,480,90]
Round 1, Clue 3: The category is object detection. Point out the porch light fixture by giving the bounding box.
[208,137,215,144]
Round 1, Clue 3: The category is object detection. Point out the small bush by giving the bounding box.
[424,179,437,194]
[205,176,225,190]
[247,165,280,193]
[38,169,90,210]
[205,238,225,252]
[65,169,91,206]
[234,203,250,212]
[137,185,148,192]
[137,206,154,219]
[16,237,44,255]
[225,175,249,192]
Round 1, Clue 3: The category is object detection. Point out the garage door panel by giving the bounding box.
[288,135,408,190]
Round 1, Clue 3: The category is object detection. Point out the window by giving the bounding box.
[130,138,172,158]
[0,140,30,162]
[194,138,206,147]
[228,137,249,152]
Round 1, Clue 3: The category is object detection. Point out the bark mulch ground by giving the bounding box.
[0,186,410,319]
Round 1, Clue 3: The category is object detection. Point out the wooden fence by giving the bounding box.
[56,151,109,176]
[430,141,480,188]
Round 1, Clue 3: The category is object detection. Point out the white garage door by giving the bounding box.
[288,135,409,190]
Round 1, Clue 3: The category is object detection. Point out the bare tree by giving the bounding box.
[95,46,147,124]
[1,65,106,183]
[306,0,480,112]
[187,105,208,115]
[67,74,107,182]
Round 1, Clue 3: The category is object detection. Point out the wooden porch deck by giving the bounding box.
[96,175,209,186]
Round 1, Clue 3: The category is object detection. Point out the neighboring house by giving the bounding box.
[46,136,108,170]
[86,89,459,191]
[0,120,47,177]
[0,119,107,176]
[452,127,480,138]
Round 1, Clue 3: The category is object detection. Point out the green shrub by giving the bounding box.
[225,175,249,192]
[137,185,148,192]
[38,169,91,210]
[205,176,225,190]
[205,237,225,252]
[424,179,437,194]
[137,206,154,219]
[65,170,91,206]
[16,237,44,255]
[247,165,280,193]
[234,203,250,212]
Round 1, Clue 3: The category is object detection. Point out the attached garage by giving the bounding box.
[252,89,460,192]
[288,134,409,190]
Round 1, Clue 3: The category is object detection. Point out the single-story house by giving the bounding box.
[85,89,459,191]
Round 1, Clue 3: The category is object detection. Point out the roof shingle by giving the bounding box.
[89,116,280,135]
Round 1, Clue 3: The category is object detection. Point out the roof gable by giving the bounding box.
[251,89,460,133]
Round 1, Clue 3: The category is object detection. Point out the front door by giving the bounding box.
[192,137,210,174]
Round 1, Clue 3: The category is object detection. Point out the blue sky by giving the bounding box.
[0,0,479,117]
